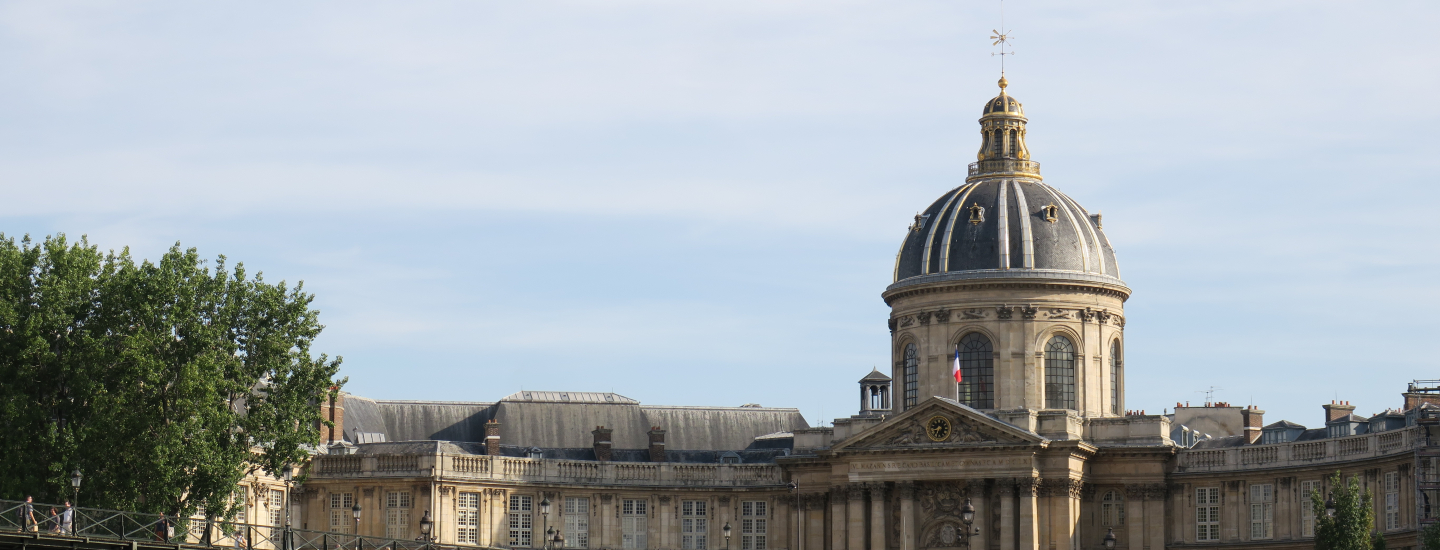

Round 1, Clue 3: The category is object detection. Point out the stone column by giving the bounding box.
[1124,485,1144,550]
[830,487,848,550]
[898,483,916,550]
[869,484,886,550]
[970,481,987,550]
[808,494,828,550]
[847,484,866,550]
[998,479,1016,550]
[1018,478,1039,550]
[1145,486,1166,550]
[659,496,673,549]
[600,494,615,549]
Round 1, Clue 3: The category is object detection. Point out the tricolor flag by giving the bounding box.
[952,344,963,383]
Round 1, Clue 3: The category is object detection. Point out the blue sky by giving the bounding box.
[2,1,1437,431]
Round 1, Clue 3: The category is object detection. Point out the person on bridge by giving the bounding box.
[60,502,73,535]
[18,496,37,532]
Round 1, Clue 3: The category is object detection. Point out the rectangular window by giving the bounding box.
[1300,480,1320,537]
[268,489,285,539]
[903,344,918,409]
[1100,491,1124,527]
[681,500,707,550]
[1249,484,1273,540]
[458,493,480,545]
[622,499,648,550]
[740,501,767,550]
[510,495,534,548]
[386,491,412,540]
[565,497,590,549]
[1386,472,1400,530]
[330,492,355,534]
[1196,488,1220,542]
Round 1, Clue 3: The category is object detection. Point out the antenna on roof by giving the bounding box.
[1196,386,1223,405]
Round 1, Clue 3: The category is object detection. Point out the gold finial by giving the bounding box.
[989,0,1014,77]
[998,76,1008,91]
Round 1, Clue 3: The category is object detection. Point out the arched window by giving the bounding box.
[1101,491,1125,527]
[1110,340,1123,415]
[1044,335,1076,409]
[956,333,994,409]
[903,343,919,408]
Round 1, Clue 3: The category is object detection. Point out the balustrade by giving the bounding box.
[1177,427,1416,473]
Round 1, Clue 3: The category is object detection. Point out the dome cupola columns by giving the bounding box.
[970,76,1040,182]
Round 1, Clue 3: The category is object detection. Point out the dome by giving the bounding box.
[888,78,1126,293]
[890,179,1123,288]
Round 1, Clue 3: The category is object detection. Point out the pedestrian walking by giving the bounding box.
[19,496,37,532]
[156,514,172,542]
[60,502,73,535]
[47,508,58,533]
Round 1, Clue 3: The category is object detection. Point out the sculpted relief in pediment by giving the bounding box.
[881,415,1000,446]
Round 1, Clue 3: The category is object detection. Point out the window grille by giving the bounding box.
[1300,480,1320,537]
[681,500,707,550]
[622,500,648,550]
[565,497,590,548]
[1196,488,1220,542]
[1101,491,1124,527]
[457,493,480,545]
[510,495,534,548]
[1249,484,1273,540]
[268,489,284,539]
[387,491,412,540]
[1044,336,1076,409]
[329,492,355,534]
[740,501,767,550]
[903,344,918,409]
[957,333,994,409]
[1110,340,1122,415]
[1386,472,1400,530]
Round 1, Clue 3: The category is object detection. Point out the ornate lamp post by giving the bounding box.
[352,503,362,535]
[723,522,732,549]
[1324,494,1337,519]
[960,498,980,537]
[419,510,435,547]
[540,497,551,549]
[551,530,565,549]
[281,466,294,550]
[1102,529,1116,549]
[70,469,83,508]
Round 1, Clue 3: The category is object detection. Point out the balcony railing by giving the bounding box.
[0,498,477,550]
[309,454,786,488]
[967,159,1041,178]
[1176,427,1417,473]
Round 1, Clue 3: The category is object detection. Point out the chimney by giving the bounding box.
[648,426,667,462]
[592,426,614,461]
[1324,400,1356,423]
[321,387,345,445]
[1241,405,1265,444]
[485,419,501,455]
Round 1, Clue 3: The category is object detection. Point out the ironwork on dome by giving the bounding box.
[889,78,1126,293]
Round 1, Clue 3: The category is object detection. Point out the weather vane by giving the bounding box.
[990,0,1014,76]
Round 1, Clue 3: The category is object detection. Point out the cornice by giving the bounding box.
[883,275,1131,305]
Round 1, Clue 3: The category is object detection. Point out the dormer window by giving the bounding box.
[527,447,544,459]
[1043,204,1059,223]
[969,203,985,225]
[719,452,742,464]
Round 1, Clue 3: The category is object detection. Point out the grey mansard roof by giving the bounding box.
[342,392,809,452]
[890,178,1125,291]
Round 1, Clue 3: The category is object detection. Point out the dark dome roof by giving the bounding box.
[890,178,1124,290]
[982,93,1023,116]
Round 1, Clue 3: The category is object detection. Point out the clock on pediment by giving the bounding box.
[925,415,952,442]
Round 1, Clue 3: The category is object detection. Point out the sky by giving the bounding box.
[1,1,1437,431]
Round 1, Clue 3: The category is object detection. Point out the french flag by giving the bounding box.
[952,344,963,383]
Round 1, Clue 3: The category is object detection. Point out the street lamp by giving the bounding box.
[419,510,435,543]
[959,499,980,536]
[280,466,294,550]
[546,527,557,550]
[70,469,83,508]
[540,497,551,549]
[1102,529,1116,549]
[552,530,564,549]
[352,503,362,534]
[1324,494,1337,519]
[723,522,732,549]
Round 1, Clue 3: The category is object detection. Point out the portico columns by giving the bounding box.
[998,480,1016,550]
[869,483,886,550]
[847,484,866,550]
[1019,478,1039,550]
[897,482,916,550]
[1125,485,1144,550]
[970,481,987,550]
[830,487,847,550]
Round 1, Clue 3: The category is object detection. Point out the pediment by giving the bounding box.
[832,397,1046,452]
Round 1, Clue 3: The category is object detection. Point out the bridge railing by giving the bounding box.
[0,498,477,550]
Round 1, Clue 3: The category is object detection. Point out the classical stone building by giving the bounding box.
[291,76,1440,550]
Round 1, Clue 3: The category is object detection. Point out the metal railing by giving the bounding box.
[0,498,484,550]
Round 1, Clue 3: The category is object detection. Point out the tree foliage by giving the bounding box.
[1312,471,1376,550]
[0,234,342,518]
[1422,521,1440,550]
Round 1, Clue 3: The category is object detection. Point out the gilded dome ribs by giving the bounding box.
[939,183,979,273]
[997,181,1010,270]
[1011,180,1035,269]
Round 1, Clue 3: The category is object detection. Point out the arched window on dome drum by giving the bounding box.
[1044,335,1076,410]
[1111,340,1123,415]
[903,343,919,409]
[1101,491,1124,527]
[956,333,994,409]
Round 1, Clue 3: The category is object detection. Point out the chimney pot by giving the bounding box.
[592,426,614,462]
[647,427,667,462]
[485,419,502,455]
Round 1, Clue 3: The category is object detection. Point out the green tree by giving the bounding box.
[1421,521,1440,550]
[1312,471,1376,550]
[0,234,342,518]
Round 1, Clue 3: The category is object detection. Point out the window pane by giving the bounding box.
[957,333,994,409]
[1044,336,1076,409]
